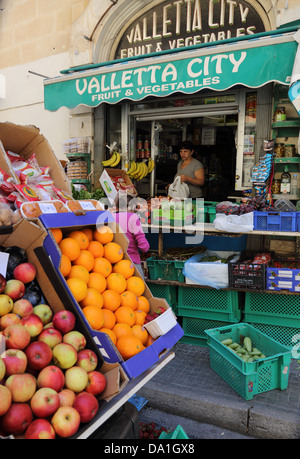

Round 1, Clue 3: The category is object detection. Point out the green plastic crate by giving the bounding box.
[146,282,178,313]
[177,287,242,322]
[180,316,235,347]
[205,322,292,400]
[147,257,185,282]
[206,206,217,223]
[159,425,189,439]
[244,292,300,328]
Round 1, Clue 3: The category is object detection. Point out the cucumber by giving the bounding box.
[244,337,252,352]
[229,342,239,350]
[221,339,233,346]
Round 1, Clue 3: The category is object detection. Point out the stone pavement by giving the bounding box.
[137,342,300,439]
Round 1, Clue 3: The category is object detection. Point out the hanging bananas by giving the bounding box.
[126,159,155,181]
[102,151,121,168]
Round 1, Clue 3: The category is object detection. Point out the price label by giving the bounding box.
[78,201,96,210]
[39,202,58,214]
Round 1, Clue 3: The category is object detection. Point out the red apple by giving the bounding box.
[30,387,60,418]
[12,298,33,317]
[4,279,25,301]
[37,365,65,392]
[33,304,53,325]
[25,418,56,439]
[0,384,12,416]
[52,310,76,334]
[3,323,31,349]
[0,402,33,435]
[52,342,77,369]
[58,388,76,407]
[25,340,53,371]
[5,373,36,402]
[63,330,86,351]
[0,312,21,330]
[73,392,99,423]
[0,356,6,379]
[38,327,62,349]
[51,406,81,438]
[13,262,36,284]
[0,293,14,316]
[85,370,107,396]
[0,273,7,294]
[21,313,44,338]
[65,366,88,392]
[1,349,27,376]
[76,348,98,372]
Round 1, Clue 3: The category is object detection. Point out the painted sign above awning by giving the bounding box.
[44,31,298,112]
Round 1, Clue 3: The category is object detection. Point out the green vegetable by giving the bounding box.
[244,337,252,352]
[71,183,106,201]
[221,339,233,346]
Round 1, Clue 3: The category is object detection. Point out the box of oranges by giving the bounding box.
[39,210,183,379]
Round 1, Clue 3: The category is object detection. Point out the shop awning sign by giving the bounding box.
[44,32,298,111]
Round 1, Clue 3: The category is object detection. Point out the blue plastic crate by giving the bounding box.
[253,211,298,232]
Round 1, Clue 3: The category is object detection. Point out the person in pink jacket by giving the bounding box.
[113,194,150,278]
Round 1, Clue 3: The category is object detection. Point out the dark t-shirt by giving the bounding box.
[175,158,203,198]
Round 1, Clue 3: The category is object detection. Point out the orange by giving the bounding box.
[80,287,103,309]
[112,323,133,340]
[82,305,104,330]
[146,335,156,347]
[102,308,116,329]
[68,230,89,249]
[114,306,135,327]
[93,257,112,278]
[81,227,94,241]
[66,277,88,302]
[99,327,117,345]
[134,309,147,326]
[102,289,121,311]
[116,335,145,360]
[67,265,90,283]
[106,272,127,294]
[113,259,135,279]
[87,240,104,258]
[60,253,72,277]
[120,291,138,310]
[126,276,145,297]
[93,225,114,245]
[73,249,95,272]
[88,272,107,293]
[131,324,148,346]
[59,237,81,261]
[51,228,63,244]
[103,242,123,264]
[137,296,150,313]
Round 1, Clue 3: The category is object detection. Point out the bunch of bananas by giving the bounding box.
[127,158,155,181]
[102,151,121,168]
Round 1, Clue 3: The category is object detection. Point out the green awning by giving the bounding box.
[44,30,299,112]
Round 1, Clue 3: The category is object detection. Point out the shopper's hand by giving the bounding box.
[180,175,189,183]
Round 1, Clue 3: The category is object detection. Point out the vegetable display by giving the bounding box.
[221,337,266,362]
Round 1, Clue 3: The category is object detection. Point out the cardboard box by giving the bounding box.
[39,210,183,379]
[0,219,128,437]
[0,122,71,195]
[99,168,137,203]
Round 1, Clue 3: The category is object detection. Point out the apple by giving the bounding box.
[64,366,88,392]
[0,273,7,294]
[37,365,65,392]
[12,298,33,317]
[0,312,21,330]
[76,348,98,372]
[38,327,62,349]
[85,370,107,396]
[25,418,56,440]
[52,342,77,369]
[30,387,60,418]
[63,330,86,351]
[33,304,53,325]
[21,313,44,338]
[25,340,53,371]
[51,406,81,438]
[0,402,33,435]
[3,323,31,349]
[1,349,27,376]
[0,356,6,379]
[0,384,12,416]
[73,392,99,423]
[13,262,36,284]
[58,388,76,407]
[0,294,14,316]
[5,373,36,402]
[52,310,76,334]
[4,279,25,301]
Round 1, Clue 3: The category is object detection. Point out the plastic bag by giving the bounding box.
[213,212,254,233]
[168,176,189,198]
